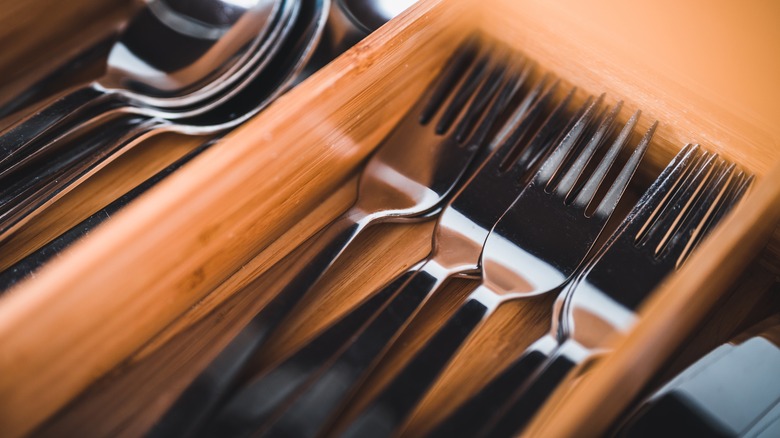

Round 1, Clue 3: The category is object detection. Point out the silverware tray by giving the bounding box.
[0,0,778,436]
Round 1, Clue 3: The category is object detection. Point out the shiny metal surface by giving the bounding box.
[0,0,282,177]
[559,150,752,349]
[470,146,753,437]
[339,0,419,33]
[0,136,222,293]
[218,68,567,438]
[148,40,518,437]
[339,97,654,438]
[104,0,281,104]
[0,0,318,242]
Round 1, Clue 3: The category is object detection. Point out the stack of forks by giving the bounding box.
[142,37,753,437]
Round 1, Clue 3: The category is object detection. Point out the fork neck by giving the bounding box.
[340,205,384,229]
[343,203,398,227]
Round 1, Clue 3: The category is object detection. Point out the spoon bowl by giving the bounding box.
[103,0,283,107]
[0,0,330,242]
[0,0,284,175]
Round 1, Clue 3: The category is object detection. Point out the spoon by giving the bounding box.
[0,0,282,175]
[0,0,329,243]
[0,0,298,182]
[339,0,419,33]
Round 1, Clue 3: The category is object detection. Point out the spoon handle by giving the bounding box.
[0,83,120,178]
[0,136,220,293]
[0,114,157,241]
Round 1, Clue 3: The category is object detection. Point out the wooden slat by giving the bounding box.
[525,162,780,437]
[32,178,436,436]
[481,0,780,178]
[0,0,134,114]
[0,1,474,436]
[1,0,779,436]
[0,133,210,270]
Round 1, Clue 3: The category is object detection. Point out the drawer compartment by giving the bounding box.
[0,0,778,436]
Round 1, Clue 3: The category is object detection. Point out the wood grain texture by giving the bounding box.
[0,132,210,270]
[0,1,473,435]
[0,0,134,114]
[32,177,436,437]
[482,0,780,178]
[525,162,780,437]
[1,0,779,436]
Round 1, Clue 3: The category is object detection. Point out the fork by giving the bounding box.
[149,38,520,437]
[335,98,656,437]
[202,72,581,436]
[251,93,649,438]
[465,146,753,438]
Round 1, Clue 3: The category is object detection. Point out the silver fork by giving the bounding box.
[204,73,583,436]
[472,145,753,438]
[149,38,519,437]
[337,100,656,438]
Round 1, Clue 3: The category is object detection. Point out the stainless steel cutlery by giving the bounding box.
[0,13,757,437]
[0,0,324,240]
[430,145,752,438]
[337,97,655,438]
[140,36,751,437]
[0,0,287,176]
[149,37,525,437]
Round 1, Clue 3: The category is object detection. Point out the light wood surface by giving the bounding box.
[482,0,780,178]
[0,0,134,115]
[0,0,472,435]
[33,179,430,436]
[0,0,778,436]
[0,132,210,270]
[525,162,780,437]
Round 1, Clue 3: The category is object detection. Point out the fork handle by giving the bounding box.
[479,340,585,437]
[340,296,490,438]
[0,84,119,177]
[259,260,452,438]
[427,334,558,438]
[149,212,368,438]
[201,268,419,437]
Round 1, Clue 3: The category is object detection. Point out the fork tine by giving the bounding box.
[453,51,516,142]
[556,102,624,199]
[685,169,753,257]
[591,120,657,219]
[639,152,719,252]
[660,160,735,266]
[534,94,604,188]
[624,144,701,241]
[419,38,480,125]
[434,51,493,135]
[708,170,753,227]
[494,79,568,171]
[503,86,577,175]
[571,108,635,209]
[489,73,555,160]
[458,56,531,145]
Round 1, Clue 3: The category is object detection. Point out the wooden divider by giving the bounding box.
[0,0,778,436]
[0,1,473,435]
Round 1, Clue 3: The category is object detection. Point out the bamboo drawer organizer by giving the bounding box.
[0,0,778,436]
